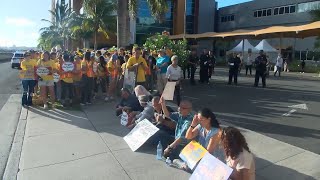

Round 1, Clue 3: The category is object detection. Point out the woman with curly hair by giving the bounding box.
[221,127,255,180]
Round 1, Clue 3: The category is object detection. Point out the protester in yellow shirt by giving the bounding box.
[94,56,107,98]
[58,53,74,107]
[105,55,120,101]
[80,51,94,105]
[73,55,82,100]
[36,51,56,109]
[126,47,148,88]
[20,51,37,106]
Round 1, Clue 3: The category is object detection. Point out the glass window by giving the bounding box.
[285,6,290,13]
[279,7,284,14]
[254,11,257,17]
[231,15,235,21]
[274,7,279,15]
[290,5,296,13]
[227,16,231,21]
[262,9,267,16]
[267,9,272,16]
[258,10,262,17]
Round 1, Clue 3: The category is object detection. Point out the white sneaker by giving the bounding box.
[44,103,49,110]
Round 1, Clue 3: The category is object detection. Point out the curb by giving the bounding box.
[2,106,28,180]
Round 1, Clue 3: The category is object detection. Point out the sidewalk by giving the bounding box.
[11,102,320,180]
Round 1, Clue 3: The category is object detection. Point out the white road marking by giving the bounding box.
[288,103,308,110]
[282,109,297,116]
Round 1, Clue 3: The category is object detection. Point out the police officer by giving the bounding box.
[228,52,241,85]
[254,50,268,88]
[199,49,210,84]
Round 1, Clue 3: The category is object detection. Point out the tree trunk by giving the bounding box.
[117,0,130,48]
[94,31,97,50]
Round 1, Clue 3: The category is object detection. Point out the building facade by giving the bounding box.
[217,0,320,52]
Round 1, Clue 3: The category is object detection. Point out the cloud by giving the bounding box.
[5,17,35,27]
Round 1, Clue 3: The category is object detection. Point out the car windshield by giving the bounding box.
[14,53,24,58]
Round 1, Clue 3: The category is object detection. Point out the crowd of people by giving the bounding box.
[19,46,256,179]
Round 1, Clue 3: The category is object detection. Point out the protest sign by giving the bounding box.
[162,82,176,100]
[123,69,136,93]
[36,67,50,76]
[120,111,128,126]
[179,141,207,170]
[123,119,159,151]
[190,152,233,180]
[53,73,60,82]
[62,62,74,72]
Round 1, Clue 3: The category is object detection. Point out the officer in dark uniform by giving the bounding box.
[187,50,199,85]
[254,50,268,87]
[228,52,241,85]
[199,49,210,84]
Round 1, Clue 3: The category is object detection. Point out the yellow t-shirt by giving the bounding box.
[37,60,56,81]
[126,56,147,82]
[20,59,37,80]
[73,61,82,82]
[57,63,73,83]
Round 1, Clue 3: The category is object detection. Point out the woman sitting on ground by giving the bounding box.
[185,108,225,161]
[221,126,256,180]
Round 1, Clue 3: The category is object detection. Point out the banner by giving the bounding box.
[62,62,75,72]
[120,111,128,126]
[123,119,159,151]
[179,141,207,170]
[190,152,233,180]
[123,69,136,93]
[162,82,176,101]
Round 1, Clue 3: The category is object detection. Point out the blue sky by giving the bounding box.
[0,0,250,47]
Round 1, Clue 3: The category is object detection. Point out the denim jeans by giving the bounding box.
[81,75,94,103]
[21,80,36,106]
[61,80,74,102]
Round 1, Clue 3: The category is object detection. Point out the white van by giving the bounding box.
[11,51,24,69]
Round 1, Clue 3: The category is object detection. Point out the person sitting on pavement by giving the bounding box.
[186,108,225,161]
[127,95,155,128]
[134,85,151,99]
[116,88,143,116]
[160,97,194,161]
[221,127,256,180]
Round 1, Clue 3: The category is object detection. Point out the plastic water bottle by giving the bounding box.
[166,157,172,166]
[156,141,163,160]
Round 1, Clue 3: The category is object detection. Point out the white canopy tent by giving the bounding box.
[255,39,278,52]
[255,39,279,63]
[228,39,259,52]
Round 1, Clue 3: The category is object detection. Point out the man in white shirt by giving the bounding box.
[166,55,182,105]
[245,49,253,76]
[274,53,283,77]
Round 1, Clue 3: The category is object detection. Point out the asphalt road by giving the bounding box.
[0,61,21,110]
[181,67,320,154]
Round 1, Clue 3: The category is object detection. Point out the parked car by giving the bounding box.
[11,51,24,69]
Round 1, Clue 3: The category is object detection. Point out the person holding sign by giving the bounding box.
[166,55,182,105]
[126,47,148,88]
[186,108,225,162]
[37,51,57,109]
[58,53,74,107]
[20,51,37,106]
[221,127,255,180]
[159,97,194,160]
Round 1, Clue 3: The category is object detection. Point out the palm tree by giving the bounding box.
[39,1,73,50]
[117,0,169,47]
[83,0,116,50]
[70,14,94,48]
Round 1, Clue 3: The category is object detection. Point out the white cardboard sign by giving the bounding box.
[162,82,176,101]
[123,119,159,151]
[36,67,50,76]
[62,62,74,72]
